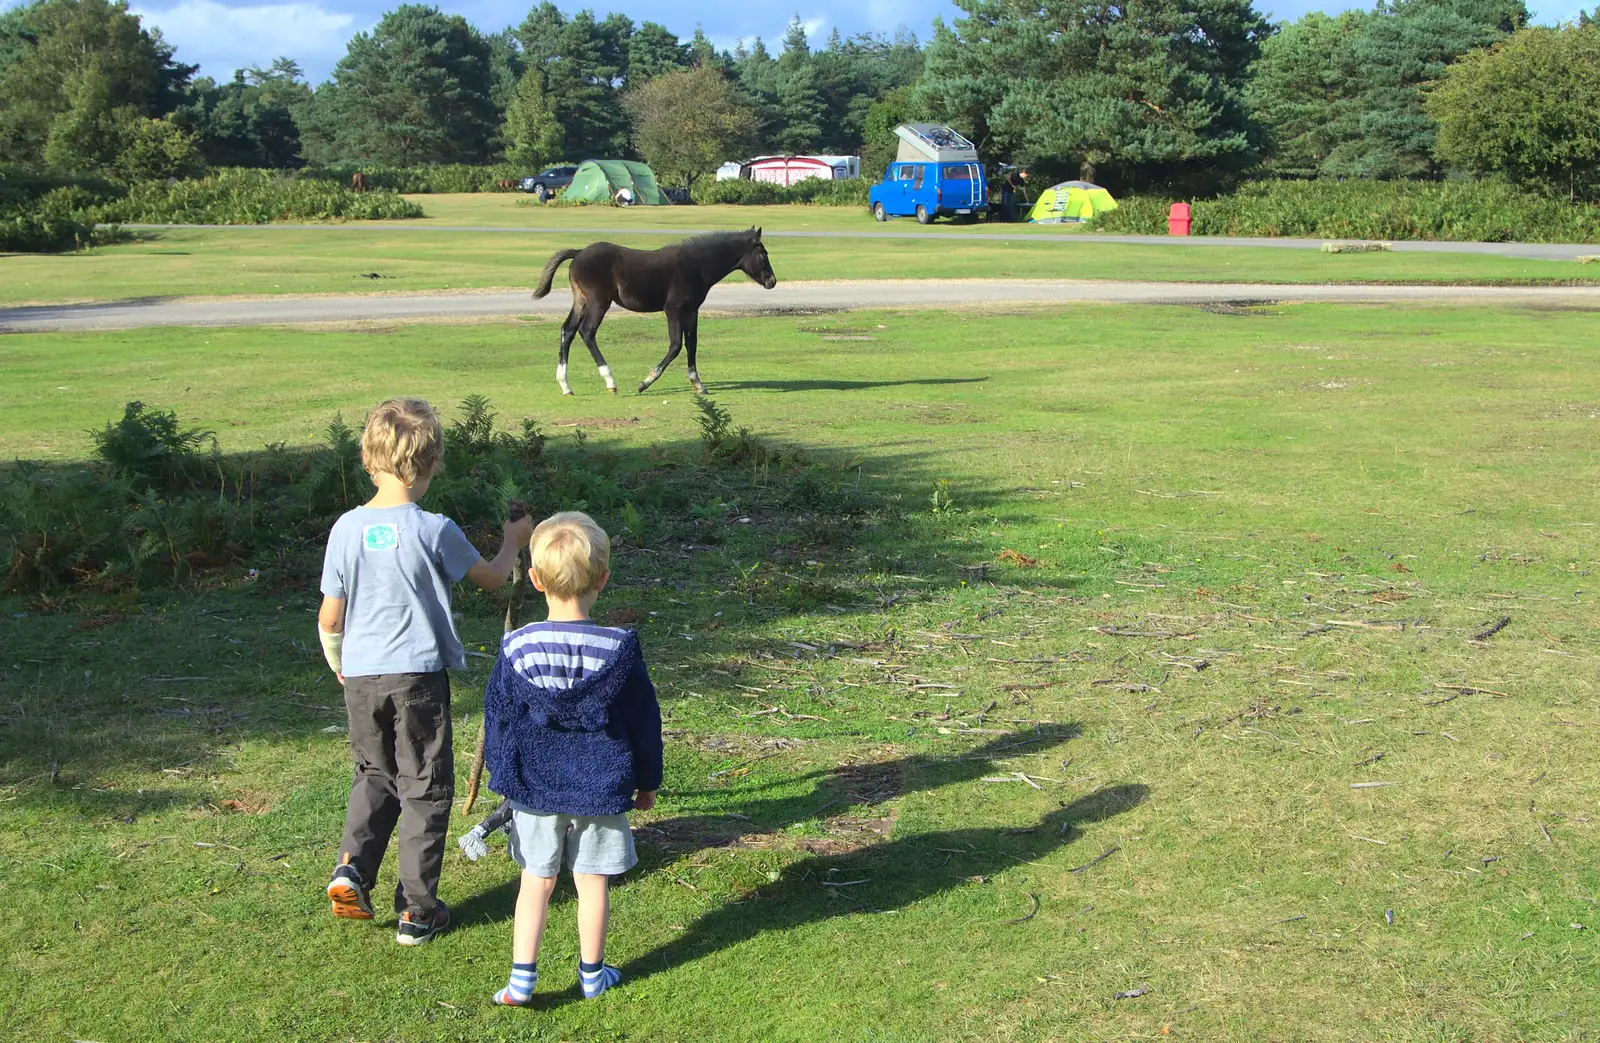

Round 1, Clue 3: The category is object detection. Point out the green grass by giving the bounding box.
[3,304,1599,1041]
[4,194,1598,305]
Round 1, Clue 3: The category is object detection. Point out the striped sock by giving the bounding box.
[494,961,537,1006]
[579,961,621,998]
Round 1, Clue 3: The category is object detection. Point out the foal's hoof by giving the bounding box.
[691,384,707,395]
[607,387,617,395]
[562,390,574,397]
[636,383,649,394]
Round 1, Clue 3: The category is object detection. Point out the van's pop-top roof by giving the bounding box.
[894,123,979,163]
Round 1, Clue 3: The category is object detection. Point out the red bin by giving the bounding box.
[1168,202,1191,236]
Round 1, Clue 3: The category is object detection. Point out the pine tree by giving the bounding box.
[917,0,1270,188]
[298,4,498,166]
[502,66,563,168]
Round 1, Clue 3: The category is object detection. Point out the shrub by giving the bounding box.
[1,396,853,594]
[1089,180,1600,243]
[88,169,424,224]
[0,168,125,253]
[692,177,871,207]
[304,163,528,193]
[0,209,93,252]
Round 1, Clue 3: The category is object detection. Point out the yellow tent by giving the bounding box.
[1026,180,1118,223]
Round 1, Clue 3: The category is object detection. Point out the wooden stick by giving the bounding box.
[463,499,527,815]
[1069,844,1119,873]
[1003,892,1040,925]
[1471,615,1511,641]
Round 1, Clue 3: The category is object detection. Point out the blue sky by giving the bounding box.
[7,0,1592,83]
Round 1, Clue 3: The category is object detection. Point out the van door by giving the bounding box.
[895,164,915,213]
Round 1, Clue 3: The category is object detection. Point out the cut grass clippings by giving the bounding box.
[2,303,1598,1041]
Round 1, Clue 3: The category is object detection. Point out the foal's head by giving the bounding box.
[739,227,777,290]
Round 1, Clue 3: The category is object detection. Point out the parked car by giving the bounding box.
[520,165,578,201]
[868,160,988,224]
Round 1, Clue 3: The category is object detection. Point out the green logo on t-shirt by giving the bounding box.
[363,524,398,551]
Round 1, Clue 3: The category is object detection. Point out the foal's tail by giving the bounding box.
[532,248,581,299]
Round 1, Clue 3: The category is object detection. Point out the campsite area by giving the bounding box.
[3,226,1599,1040]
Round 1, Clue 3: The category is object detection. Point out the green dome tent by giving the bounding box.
[1026,180,1117,223]
[561,160,668,205]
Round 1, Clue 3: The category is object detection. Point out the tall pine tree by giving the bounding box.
[918,0,1270,188]
[299,5,498,166]
[502,65,563,168]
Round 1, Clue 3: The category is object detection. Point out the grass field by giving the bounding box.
[3,302,1599,1041]
[3,195,1598,306]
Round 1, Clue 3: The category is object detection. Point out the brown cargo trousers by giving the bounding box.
[337,671,454,917]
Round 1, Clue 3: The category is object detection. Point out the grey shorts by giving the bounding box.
[507,805,638,877]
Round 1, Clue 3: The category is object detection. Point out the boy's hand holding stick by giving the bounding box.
[464,497,530,814]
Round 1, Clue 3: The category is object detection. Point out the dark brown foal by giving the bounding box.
[530,228,777,395]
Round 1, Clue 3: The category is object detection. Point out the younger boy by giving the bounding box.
[317,397,534,945]
[482,511,663,1003]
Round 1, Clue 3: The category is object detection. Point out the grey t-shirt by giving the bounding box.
[319,503,483,676]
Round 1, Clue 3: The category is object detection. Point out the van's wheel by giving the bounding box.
[535,184,549,202]
[872,202,886,222]
[915,205,932,225]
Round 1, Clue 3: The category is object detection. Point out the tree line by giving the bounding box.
[1,0,1598,199]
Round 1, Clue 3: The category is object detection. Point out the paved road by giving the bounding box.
[5,279,1598,334]
[119,222,1600,261]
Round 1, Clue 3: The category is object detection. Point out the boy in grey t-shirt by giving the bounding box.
[317,398,533,946]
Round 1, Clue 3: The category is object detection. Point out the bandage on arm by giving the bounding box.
[318,627,344,674]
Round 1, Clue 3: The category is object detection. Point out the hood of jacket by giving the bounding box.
[499,628,643,732]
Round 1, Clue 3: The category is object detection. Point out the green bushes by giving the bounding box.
[1,396,857,595]
[2,166,422,251]
[88,168,424,224]
[1090,180,1600,243]
[0,166,121,252]
[692,177,871,206]
[304,163,528,193]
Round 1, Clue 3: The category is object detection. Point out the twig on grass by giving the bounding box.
[1471,616,1511,641]
[1274,915,1307,924]
[707,751,782,779]
[1069,845,1120,873]
[1354,752,1386,767]
[1433,682,1512,697]
[821,879,870,888]
[1350,782,1397,789]
[1093,627,1193,639]
[1113,986,1149,1000]
[1003,892,1040,925]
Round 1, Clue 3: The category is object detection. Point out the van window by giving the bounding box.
[896,166,913,182]
[944,165,971,181]
[913,165,926,189]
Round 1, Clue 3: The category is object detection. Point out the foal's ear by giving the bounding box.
[752,226,763,241]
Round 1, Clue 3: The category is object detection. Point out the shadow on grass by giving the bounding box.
[450,726,1082,929]
[614,783,1148,991]
[0,407,1081,814]
[695,377,990,394]
[640,725,1081,856]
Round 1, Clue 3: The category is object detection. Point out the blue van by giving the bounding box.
[868,124,988,224]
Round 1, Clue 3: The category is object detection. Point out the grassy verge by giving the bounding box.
[3,304,1598,1041]
[6,227,1599,308]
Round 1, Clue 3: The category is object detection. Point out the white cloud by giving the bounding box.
[131,0,360,81]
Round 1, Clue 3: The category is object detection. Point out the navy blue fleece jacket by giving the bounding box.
[482,623,664,816]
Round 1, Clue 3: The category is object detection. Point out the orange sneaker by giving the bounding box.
[326,854,374,920]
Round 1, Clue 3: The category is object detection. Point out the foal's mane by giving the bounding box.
[674,229,759,255]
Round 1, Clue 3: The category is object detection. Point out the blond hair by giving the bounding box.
[531,511,610,598]
[361,398,443,487]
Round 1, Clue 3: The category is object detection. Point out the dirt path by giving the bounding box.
[4,278,1599,333]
